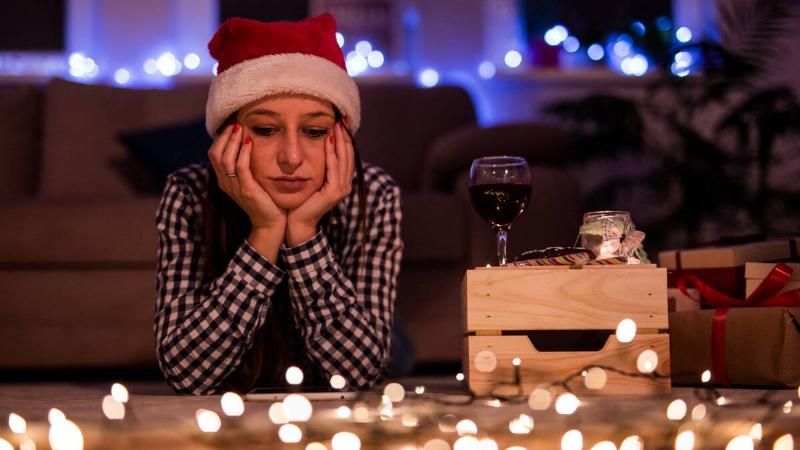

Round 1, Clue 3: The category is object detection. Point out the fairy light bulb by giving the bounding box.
[423,439,450,450]
[555,393,580,415]
[456,419,478,435]
[512,357,522,366]
[479,439,498,450]
[783,401,793,413]
[561,430,583,450]
[701,370,711,383]
[9,413,26,433]
[508,414,534,434]
[48,419,84,450]
[19,438,35,450]
[379,395,394,420]
[286,366,304,385]
[336,405,351,419]
[330,374,346,389]
[332,432,361,450]
[353,403,370,422]
[195,409,221,432]
[675,431,695,450]
[750,424,763,442]
[102,395,125,420]
[49,408,67,425]
[454,436,480,450]
[667,399,688,420]
[415,385,425,394]
[772,434,793,450]
[616,319,637,342]
[620,436,643,450]
[307,443,327,450]
[584,367,607,390]
[475,351,498,373]
[636,349,658,373]
[0,438,13,450]
[591,442,617,450]
[529,388,553,410]
[268,402,289,424]
[717,396,728,406]
[726,436,753,450]
[691,404,706,421]
[111,383,129,403]
[402,413,419,427]
[279,424,303,443]
[384,383,406,402]
[221,392,244,416]
[283,394,313,422]
[456,373,465,381]
[439,414,457,433]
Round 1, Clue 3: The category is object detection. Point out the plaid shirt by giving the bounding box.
[154,162,402,395]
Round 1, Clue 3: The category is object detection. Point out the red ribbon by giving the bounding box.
[677,262,800,384]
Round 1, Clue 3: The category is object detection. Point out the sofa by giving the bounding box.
[0,77,581,375]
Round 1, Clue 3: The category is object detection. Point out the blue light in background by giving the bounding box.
[676,27,693,43]
[367,50,384,68]
[587,44,604,61]
[544,25,569,46]
[504,50,522,68]
[478,61,496,79]
[613,40,632,57]
[621,54,648,76]
[563,36,580,53]
[336,32,345,48]
[355,41,373,57]
[631,21,646,36]
[183,53,200,70]
[143,58,158,75]
[656,16,672,31]
[418,68,439,87]
[114,68,131,85]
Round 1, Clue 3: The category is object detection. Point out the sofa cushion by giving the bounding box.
[0,85,43,198]
[38,79,209,200]
[0,199,160,264]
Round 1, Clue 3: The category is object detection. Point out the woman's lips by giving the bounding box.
[271,177,309,192]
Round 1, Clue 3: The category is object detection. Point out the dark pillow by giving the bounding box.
[113,119,212,194]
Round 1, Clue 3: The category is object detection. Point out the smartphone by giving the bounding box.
[244,386,358,401]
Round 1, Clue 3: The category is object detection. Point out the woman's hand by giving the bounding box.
[207,123,287,231]
[285,121,355,246]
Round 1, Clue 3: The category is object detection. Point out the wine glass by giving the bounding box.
[469,156,532,266]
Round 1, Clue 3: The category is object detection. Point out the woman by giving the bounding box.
[154,14,403,395]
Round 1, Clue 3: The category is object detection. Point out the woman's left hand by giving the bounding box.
[286,121,355,246]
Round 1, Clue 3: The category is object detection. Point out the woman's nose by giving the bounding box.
[278,135,303,171]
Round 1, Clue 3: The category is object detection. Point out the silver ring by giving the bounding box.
[225,173,237,178]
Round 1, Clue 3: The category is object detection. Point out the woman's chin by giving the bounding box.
[271,192,312,211]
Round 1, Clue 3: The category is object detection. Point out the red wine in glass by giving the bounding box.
[469,156,532,266]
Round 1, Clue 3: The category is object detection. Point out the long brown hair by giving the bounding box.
[201,107,367,391]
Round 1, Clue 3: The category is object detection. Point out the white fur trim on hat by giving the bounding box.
[206,53,361,136]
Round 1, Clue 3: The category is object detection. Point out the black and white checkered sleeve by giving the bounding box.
[282,175,403,389]
[154,171,285,395]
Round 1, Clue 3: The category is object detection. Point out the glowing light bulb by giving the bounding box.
[717,396,728,406]
[419,69,439,88]
[544,25,569,46]
[415,385,425,394]
[529,388,553,410]
[330,374,347,389]
[113,69,131,85]
[675,431,695,450]
[475,351,497,372]
[454,436,480,450]
[784,401,793,413]
[156,52,178,76]
[102,395,125,420]
[279,424,302,443]
[353,404,370,422]
[332,432,361,450]
[367,50,384,68]
[49,408,66,425]
[268,402,288,424]
[773,434,793,450]
[456,419,478,435]
[221,392,244,416]
[478,61,496,79]
[336,405,351,419]
[456,372,465,381]
[587,44,604,61]
[424,439,450,450]
[509,414,534,434]
[439,414,457,433]
[563,36,580,53]
[19,438,35,450]
[183,53,200,69]
[620,435,643,450]
[667,399,687,420]
[9,413,26,433]
[282,366,303,385]
[283,394,313,422]
[701,370,711,383]
[479,439,498,450]
[726,436,754,450]
[110,383,129,403]
[591,442,617,450]
[613,41,632,58]
[0,439,13,450]
[307,442,327,450]
[355,40,373,56]
[384,383,406,402]
[336,32,345,48]
[48,420,85,450]
[379,395,394,420]
[504,50,522,68]
[636,349,658,373]
[561,430,583,450]
[676,27,693,43]
[691,404,706,420]
[512,357,522,366]
[750,424,763,442]
[195,409,221,432]
[555,393,580,415]
[402,413,419,427]
[584,367,607,390]
[616,319,637,343]
[144,58,157,75]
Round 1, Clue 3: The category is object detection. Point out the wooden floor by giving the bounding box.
[0,378,798,449]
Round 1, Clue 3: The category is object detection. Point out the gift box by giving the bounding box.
[463,264,670,396]
[746,262,800,297]
[659,238,799,298]
[667,287,701,312]
[670,307,800,386]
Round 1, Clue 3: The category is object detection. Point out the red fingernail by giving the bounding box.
[244,137,252,144]
[328,134,334,144]
[233,123,240,132]
[342,116,349,125]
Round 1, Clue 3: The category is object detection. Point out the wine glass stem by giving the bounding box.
[496,227,508,266]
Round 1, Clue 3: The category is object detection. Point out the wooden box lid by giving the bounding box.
[464,265,668,332]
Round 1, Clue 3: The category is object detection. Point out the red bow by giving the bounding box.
[677,262,800,384]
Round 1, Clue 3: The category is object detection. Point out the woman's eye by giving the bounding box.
[253,126,275,136]
[305,128,329,139]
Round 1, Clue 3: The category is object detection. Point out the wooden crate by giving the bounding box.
[463,265,670,396]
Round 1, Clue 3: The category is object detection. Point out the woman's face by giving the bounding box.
[236,94,336,210]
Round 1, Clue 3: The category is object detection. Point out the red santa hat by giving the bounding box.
[205,13,360,136]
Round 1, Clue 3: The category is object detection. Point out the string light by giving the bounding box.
[19,438,35,450]
[415,385,426,395]
[726,436,753,450]
[772,434,793,450]
[667,399,687,420]
[456,373,465,381]
[504,50,522,68]
[332,432,361,450]
[330,374,347,389]
[584,367,608,389]
[717,396,728,406]
[476,351,498,372]
[439,414,458,433]
[279,424,303,443]
[676,27,693,43]
[353,403,370,422]
[701,370,711,383]
[402,413,419,427]
[456,419,478,435]
[675,430,695,450]
[478,61,496,79]
[307,442,327,450]
[48,408,67,425]
[220,392,245,416]
[195,409,221,432]
[749,424,763,442]
[512,357,522,366]
[48,419,84,450]
[591,441,617,450]
[454,436,480,450]
[283,394,313,422]
[424,439,450,450]
[544,25,569,46]
[636,349,658,373]
[691,404,706,421]
[336,405,351,419]
[783,401,793,413]
[8,413,26,433]
[616,319,637,343]
[620,436,643,450]
[529,388,553,410]
[384,383,406,402]
[555,393,580,415]
[286,366,304,385]
[587,44,605,61]
[509,414,534,434]
[336,32,345,48]
[480,439,499,450]
[419,68,440,88]
[269,402,289,424]
[102,395,125,420]
[561,430,583,450]
[0,438,12,450]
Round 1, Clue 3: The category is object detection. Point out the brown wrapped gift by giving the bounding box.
[670,308,800,386]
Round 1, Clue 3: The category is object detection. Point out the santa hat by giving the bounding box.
[205,13,360,136]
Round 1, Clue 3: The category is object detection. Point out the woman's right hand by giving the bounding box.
[207,123,286,230]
